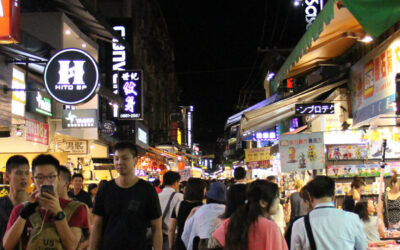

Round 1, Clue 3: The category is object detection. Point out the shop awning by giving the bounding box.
[342,0,400,38]
[225,93,280,128]
[273,0,364,85]
[240,79,347,135]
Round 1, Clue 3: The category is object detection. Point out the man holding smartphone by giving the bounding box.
[3,154,89,250]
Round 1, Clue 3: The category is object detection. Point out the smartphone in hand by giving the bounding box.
[40,185,54,196]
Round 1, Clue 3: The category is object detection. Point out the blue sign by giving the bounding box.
[118,70,143,120]
[353,94,395,125]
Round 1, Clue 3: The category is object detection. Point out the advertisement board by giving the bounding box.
[245,147,272,169]
[351,34,400,126]
[279,132,325,172]
[62,109,97,128]
[118,70,143,120]
[25,118,49,145]
[326,145,368,160]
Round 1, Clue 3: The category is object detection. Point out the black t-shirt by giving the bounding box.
[171,200,203,250]
[0,196,13,250]
[343,194,355,212]
[93,179,161,250]
[68,189,93,208]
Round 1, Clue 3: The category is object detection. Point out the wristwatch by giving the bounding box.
[54,211,65,221]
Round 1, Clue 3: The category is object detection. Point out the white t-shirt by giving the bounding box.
[362,216,381,242]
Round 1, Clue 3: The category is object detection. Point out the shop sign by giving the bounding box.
[100,120,115,136]
[27,90,52,117]
[326,163,400,178]
[11,67,25,116]
[179,168,191,181]
[135,122,149,149]
[351,35,400,126]
[295,103,334,115]
[326,145,368,160]
[44,48,99,105]
[57,140,88,154]
[245,147,272,162]
[25,118,49,145]
[279,132,325,172]
[0,0,20,43]
[135,169,146,177]
[107,18,133,94]
[118,70,143,120]
[304,0,324,29]
[62,109,97,128]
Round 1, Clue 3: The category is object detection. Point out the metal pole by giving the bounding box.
[377,139,387,227]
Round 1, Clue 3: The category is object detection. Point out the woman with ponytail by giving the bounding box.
[212,180,288,250]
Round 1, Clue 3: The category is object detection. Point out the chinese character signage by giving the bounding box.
[0,0,20,44]
[351,34,400,126]
[279,132,325,172]
[62,109,97,128]
[44,48,99,105]
[25,118,49,145]
[57,140,88,154]
[11,67,25,116]
[295,103,334,115]
[326,145,368,160]
[245,147,272,169]
[118,70,143,120]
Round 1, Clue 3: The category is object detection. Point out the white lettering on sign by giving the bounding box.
[112,25,127,94]
[57,60,86,85]
[0,0,4,17]
[36,92,51,113]
[304,0,324,29]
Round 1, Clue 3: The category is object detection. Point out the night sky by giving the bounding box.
[157,0,306,154]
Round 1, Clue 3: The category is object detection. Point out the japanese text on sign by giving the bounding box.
[295,103,334,115]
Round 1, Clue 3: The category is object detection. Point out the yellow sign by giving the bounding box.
[245,147,272,162]
[177,128,182,145]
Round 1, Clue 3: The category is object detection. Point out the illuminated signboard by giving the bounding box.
[27,88,52,117]
[295,103,334,115]
[44,48,99,105]
[253,125,279,142]
[0,0,20,43]
[135,122,149,149]
[304,0,324,29]
[11,67,25,116]
[62,109,97,128]
[107,18,132,94]
[118,70,143,120]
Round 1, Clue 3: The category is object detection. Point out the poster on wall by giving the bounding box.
[350,33,400,126]
[326,145,368,160]
[365,127,400,159]
[327,162,400,178]
[279,132,325,172]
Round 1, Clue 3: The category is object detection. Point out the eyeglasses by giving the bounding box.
[34,174,58,181]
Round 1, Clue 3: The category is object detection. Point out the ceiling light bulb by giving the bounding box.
[82,43,87,48]
[65,29,71,35]
[294,0,301,6]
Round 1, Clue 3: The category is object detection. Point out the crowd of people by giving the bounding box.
[0,141,399,249]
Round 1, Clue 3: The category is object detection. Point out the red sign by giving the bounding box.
[25,118,49,145]
[287,78,294,89]
[0,0,20,43]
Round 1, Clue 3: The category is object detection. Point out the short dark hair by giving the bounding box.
[184,178,205,201]
[299,186,309,202]
[32,154,60,174]
[114,141,138,157]
[59,165,71,184]
[72,173,84,180]
[354,201,370,222]
[6,155,29,173]
[234,167,246,180]
[306,176,335,199]
[88,183,98,193]
[266,175,277,183]
[163,171,181,186]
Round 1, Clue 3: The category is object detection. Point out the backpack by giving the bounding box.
[25,200,82,250]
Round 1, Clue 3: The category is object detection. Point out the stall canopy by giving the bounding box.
[272,0,364,86]
[342,0,400,38]
[240,79,347,135]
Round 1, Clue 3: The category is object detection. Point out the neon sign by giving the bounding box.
[295,103,334,115]
[118,70,143,120]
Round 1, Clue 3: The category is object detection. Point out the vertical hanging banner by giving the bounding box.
[0,0,20,43]
[118,70,143,120]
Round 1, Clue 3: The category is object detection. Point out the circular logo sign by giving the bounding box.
[44,48,99,105]
[101,120,116,136]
